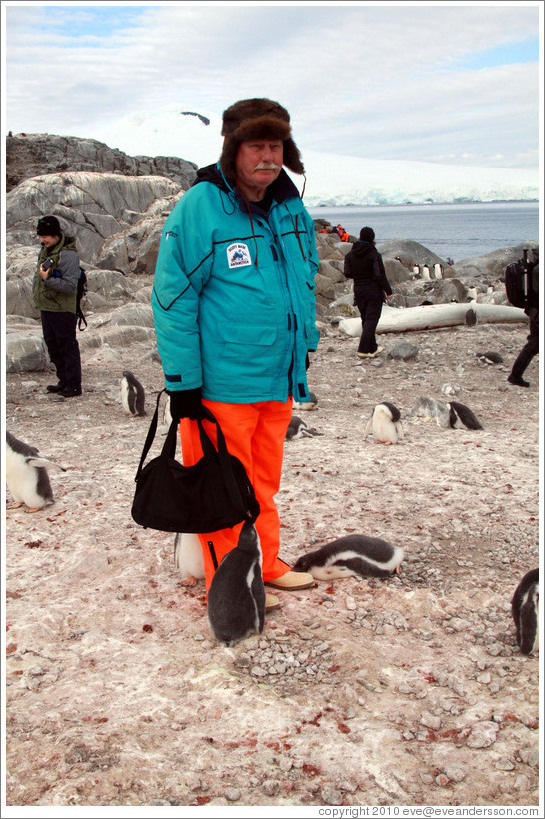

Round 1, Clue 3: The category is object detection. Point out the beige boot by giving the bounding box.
[265,570,315,591]
[265,593,281,611]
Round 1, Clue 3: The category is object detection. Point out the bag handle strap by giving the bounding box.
[135,389,166,480]
[197,406,258,522]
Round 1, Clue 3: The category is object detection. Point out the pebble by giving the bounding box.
[495,757,515,771]
[443,765,467,783]
[262,780,279,797]
[420,712,442,731]
[224,788,242,802]
[466,721,499,748]
[519,748,539,767]
[321,787,343,805]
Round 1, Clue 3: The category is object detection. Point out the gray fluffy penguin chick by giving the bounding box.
[511,569,539,655]
[173,532,205,586]
[447,401,483,430]
[120,371,147,417]
[363,402,404,444]
[293,534,404,581]
[6,431,66,512]
[409,396,452,428]
[207,521,265,645]
[285,415,324,441]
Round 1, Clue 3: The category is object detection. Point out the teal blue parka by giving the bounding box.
[152,164,320,404]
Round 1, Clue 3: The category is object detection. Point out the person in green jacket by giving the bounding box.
[33,215,82,397]
[152,98,320,608]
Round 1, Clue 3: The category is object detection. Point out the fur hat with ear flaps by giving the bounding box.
[220,98,305,179]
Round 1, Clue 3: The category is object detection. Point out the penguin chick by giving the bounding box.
[293,534,404,581]
[207,521,265,645]
[363,402,404,445]
[441,383,461,397]
[465,308,478,326]
[285,415,324,441]
[173,532,205,587]
[447,401,483,430]
[409,397,451,428]
[476,351,504,365]
[6,431,66,512]
[293,391,319,411]
[120,371,147,417]
[511,569,539,655]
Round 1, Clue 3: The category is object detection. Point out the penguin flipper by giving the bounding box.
[27,457,66,472]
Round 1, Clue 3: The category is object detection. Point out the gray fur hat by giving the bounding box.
[220,98,305,179]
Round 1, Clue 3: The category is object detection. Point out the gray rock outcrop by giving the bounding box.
[6,170,182,270]
[6,133,197,192]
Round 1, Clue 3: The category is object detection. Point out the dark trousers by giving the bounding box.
[354,284,384,354]
[510,312,539,380]
[41,311,82,390]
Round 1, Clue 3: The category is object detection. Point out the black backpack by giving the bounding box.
[505,250,534,309]
[76,268,88,330]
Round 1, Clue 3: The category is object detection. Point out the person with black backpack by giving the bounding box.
[507,250,539,388]
[33,215,83,398]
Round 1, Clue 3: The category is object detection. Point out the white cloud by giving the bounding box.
[2,2,541,168]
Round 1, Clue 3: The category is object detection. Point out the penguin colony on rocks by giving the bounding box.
[6,431,66,512]
[5,347,538,657]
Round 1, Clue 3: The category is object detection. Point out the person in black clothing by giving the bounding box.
[507,255,539,388]
[343,226,393,358]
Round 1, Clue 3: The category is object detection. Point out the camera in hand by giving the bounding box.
[42,258,54,271]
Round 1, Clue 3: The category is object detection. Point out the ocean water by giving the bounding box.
[308,201,540,263]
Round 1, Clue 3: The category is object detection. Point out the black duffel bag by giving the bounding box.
[131,390,260,533]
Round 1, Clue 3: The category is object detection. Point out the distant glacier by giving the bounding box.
[83,105,539,207]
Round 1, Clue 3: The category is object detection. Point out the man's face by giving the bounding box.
[39,234,59,248]
[235,139,283,197]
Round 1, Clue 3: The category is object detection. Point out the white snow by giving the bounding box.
[79,104,539,207]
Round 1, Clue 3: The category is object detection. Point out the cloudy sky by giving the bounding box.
[1,1,542,169]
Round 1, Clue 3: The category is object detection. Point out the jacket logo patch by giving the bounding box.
[227,242,252,269]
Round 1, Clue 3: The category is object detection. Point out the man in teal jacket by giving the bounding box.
[152,98,320,606]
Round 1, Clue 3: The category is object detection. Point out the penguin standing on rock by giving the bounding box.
[120,371,147,417]
[511,569,539,655]
[363,402,404,444]
[207,521,266,645]
[6,431,66,512]
[293,534,404,581]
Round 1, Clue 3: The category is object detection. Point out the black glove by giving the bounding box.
[167,388,203,421]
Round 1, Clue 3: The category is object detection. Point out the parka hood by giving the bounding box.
[347,240,375,259]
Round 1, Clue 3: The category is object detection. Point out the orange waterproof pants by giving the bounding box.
[179,398,293,590]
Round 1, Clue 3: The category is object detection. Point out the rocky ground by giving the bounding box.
[3,314,541,810]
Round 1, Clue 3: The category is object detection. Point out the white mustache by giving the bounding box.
[253,163,280,171]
